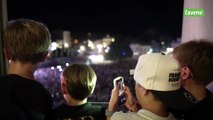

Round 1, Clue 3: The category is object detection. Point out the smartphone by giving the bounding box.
[113,76,126,106]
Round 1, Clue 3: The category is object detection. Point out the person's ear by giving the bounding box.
[139,86,148,96]
[3,48,10,60]
[40,52,48,62]
[143,89,149,96]
[181,66,191,81]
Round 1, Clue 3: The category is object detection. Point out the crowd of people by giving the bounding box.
[34,59,138,108]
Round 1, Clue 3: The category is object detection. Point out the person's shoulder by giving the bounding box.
[0,74,16,82]
[83,103,106,119]
[0,74,38,85]
[0,75,17,91]
[87,103,106,113]
[111,111,138,120]
[0,75,9,85]
[177,91,213,120]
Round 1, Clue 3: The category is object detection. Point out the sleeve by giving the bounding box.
[111,111,130,120]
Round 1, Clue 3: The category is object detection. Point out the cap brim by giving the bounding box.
[151,87,197,110]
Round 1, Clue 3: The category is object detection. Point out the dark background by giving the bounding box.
[7,0,184,40]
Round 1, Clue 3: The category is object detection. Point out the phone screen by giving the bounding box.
[116,79,124,95]
[113,76,126,106]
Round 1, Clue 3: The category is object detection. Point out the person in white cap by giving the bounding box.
[106,53,197,120]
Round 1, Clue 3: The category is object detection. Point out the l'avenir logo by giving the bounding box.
[184,8,204,16]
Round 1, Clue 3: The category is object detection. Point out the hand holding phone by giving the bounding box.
[113,76,126,106]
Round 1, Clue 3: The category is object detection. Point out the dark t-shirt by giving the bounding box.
[171,90,213,120]
[53,102,106,120]
[0,74,53,120]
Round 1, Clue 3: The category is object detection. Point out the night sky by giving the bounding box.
[7,0,183,39]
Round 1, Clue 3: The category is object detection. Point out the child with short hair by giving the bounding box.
[0,19,53,120]
[53,63,106,120]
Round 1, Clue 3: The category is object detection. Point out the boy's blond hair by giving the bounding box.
[62,63,97,100]
[4,19,51,64]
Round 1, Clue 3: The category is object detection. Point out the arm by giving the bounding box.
[124,86,138,112]
[107,87,119,120]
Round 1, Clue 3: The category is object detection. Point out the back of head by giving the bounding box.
[62,63,97,100]
[4,19,51,64]
[134,53,181,91]
[173,39,213,85]
[133,53,197,109]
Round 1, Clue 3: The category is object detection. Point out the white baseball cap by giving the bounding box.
[134,53,197,109]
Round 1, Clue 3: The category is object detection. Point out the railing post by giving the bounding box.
[0,0,8,76]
